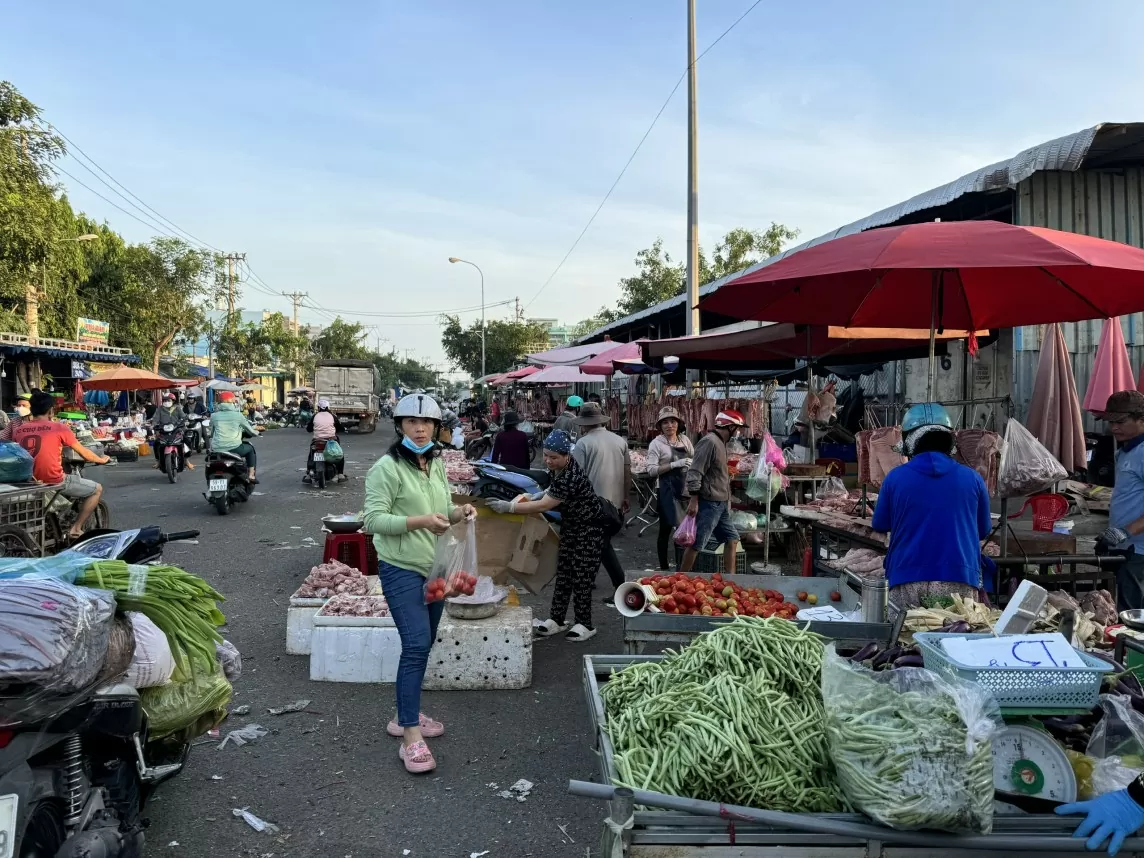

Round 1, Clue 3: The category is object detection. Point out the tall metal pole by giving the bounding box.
[448,257,486,378]
[684,0,700,338]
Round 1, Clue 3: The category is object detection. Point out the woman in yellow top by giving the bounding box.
[364,393,474,774]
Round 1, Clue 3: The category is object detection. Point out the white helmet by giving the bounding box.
[393,393,442,421]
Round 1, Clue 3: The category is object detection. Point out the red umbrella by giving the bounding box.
[579,341,645,376]
[1083,317,1135,413]
[700,221,1144,397]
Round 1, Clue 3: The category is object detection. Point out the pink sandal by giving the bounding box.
[387,713,444,738]
[399,740,436,774]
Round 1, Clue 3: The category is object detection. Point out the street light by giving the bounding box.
[448,257,485,379]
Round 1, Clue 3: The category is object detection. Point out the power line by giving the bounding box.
[301,298,514,318]
[40,121,224,253]
[523,0,764,311]
[53,165,182,238]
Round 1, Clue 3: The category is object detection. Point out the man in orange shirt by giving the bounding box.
[12,392,111,538]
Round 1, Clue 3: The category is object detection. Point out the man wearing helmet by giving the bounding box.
[870,403,992,609]
[553,395,582,440]
[679,410,746,575]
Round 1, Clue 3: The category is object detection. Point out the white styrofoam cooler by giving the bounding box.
[309,606,533,689]
[287,597,326,655]
[424,606,533,690]
[309,612,400,683]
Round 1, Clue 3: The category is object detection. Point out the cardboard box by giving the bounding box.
[459,496,560,595]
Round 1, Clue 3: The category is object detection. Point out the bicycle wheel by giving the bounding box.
[0,525,39,557]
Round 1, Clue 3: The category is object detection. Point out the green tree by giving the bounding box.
[313,318,369,361]
[702,224,800,282]
[615,238,685,317]
[440,316,548,379]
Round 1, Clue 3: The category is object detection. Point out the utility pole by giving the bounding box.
[224,253,246,331]
[282,290,308,388]
[684,0,700,339]
[514,297,522,322]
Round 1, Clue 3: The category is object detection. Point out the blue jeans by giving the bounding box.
[694,498,738,551]
[378,560,443,728]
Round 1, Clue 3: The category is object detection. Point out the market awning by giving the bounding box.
[521,364,608,385]
[526,341,621,366]
[641,324,988,371]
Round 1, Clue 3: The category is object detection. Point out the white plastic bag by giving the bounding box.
[997,419,1067,498]
[1087,695,1144,796]
[123,611,176,689]
[821,647,1001,833]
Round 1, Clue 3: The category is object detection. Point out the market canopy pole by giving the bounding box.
[684,0,700,340]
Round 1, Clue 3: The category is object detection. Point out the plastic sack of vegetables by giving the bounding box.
[821,646,1001,833]
[140,663,232,738]
[1086,694,1144,796]
[997,418,1067,499]
[673,512,697,547]
[424,520,478,604]
[0,550,94,584]
[0,442,33,483]
[730,510,758,532]
[324,439,344,460]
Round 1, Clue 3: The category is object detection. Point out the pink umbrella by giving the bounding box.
[1083,317,1136,413]
[1027,323,1086,473]
[580,341,644,376]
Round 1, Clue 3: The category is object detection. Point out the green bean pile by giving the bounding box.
[601,617,844,812]
[821,648,996,833]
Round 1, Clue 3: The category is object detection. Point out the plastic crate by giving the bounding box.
[915,632,1112,712]
[674,543,747,574]
[0,488,47,538]
[819,442,857,463]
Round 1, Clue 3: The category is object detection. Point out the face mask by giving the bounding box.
[402,436,435,455]
[15,406,29,417]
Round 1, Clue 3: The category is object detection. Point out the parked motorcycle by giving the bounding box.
[307,438,340,489]
[0,525,202,857]
[154,423,186,484]
[471,461,560,523]
[203,452,254,515]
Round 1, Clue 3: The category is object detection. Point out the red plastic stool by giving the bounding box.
[1006,493,1069,532]
[322,531,379,576]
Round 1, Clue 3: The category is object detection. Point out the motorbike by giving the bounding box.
[153,423,186,484]
[183,415,207,454]
[307,438,340,489]
[471,461,560,523]
[464,426,496,461]
[203,434,257,516]
[0,526,201,857]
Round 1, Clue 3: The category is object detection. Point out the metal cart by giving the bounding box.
[579,653,1142,857]
[0,483,53,556]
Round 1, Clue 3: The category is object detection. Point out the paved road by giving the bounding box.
[97,424,657,857]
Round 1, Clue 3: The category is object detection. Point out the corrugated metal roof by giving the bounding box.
[585,123,1138,341]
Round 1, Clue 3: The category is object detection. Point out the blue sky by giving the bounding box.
[8,0,1144,372]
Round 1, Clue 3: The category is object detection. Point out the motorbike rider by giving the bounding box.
[12,391,112,538]
[304,398,347,483]
[209,391,259,483]
[151,391,189,470]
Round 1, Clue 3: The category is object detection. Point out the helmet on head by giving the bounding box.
[901,403,953,434]
[566,395,583,409]
[714,409,746,428]
[162,391,174,401]
[317,398,330,410]
[218,391,236,403]
[393,393,442,422]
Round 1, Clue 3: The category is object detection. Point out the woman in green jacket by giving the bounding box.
[364,393,474,774]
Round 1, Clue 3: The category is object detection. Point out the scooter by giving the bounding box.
[471,461,560,523]
[0,525,202,857]
[203,446,255,516]
[154,423,186,484]
[183,415,207,454]
[306,438,341,489]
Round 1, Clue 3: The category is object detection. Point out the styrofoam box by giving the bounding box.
[287,597,326,656]
[309,611,400,683]
[424,606,533,691]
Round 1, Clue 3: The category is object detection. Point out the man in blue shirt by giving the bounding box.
[871,403,992,609]
[1097,390,1144,612]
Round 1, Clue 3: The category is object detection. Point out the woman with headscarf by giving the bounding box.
[644,406,694,570]
[487,429,603,642]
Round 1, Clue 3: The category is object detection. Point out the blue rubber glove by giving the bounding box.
[1057,789,1144,856]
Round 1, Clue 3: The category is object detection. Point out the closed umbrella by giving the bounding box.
[1083,317,1135,413]
[1026,323,1086,472]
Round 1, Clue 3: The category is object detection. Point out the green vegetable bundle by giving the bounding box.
[78,561,225,681]
[821,646,1000,833]
[601,616,843,812]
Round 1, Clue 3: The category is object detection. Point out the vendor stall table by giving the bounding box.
[580,653,1141,858]
[620,572,899,654]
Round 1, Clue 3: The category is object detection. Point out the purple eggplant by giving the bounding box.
[850,643,880,663]
[941,620,971,634]
[873,645,903,670]
[893,654,926,669]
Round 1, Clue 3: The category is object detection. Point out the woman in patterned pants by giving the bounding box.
[486,429,603,642]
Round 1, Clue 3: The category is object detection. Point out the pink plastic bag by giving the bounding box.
[674,513,697,547]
